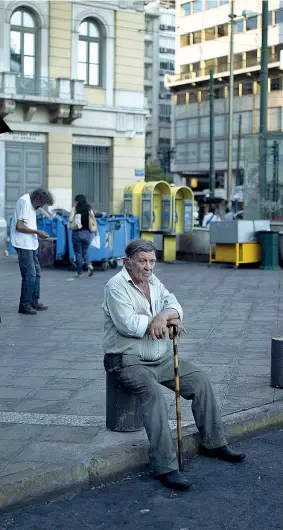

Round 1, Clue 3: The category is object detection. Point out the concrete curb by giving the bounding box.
[1,400,283,513]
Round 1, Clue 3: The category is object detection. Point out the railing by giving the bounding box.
[15,76,57,97]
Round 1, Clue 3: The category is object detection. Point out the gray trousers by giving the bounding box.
[104,353,227,475]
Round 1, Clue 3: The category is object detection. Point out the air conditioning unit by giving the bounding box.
[159,69,165,75]
[160,24,166,29]
[160,47,166,52]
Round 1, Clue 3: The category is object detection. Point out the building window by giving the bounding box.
[145,65,152,80]
[275,8,283,24]
[268,11,273,25]
[78,19,102,86]
[269,108,282,131]
[215,115,225,136]
[176,93,186,105]
[215,86,224,99]
[234,53,243,70]
[160,60,174,72]
[176,120,187,140]
[188,118,198,137]
[206,0,217,9]
[145,42,152,57]
[218,23,228,37]
[270,77,282,91]
[242,81,253,95]
[234,20,244,33]
[246,50,259,67]
[204,58,216,75]
[246,16,258,31]
[188,91,198,103]
[10,8,36,76]
[192,30,202,44]
[217,55,228,73]
[219,0,228,4]
[205,27,216,41]
[192,0,203,14]
[181,3,191,16]
[180,34,190,47]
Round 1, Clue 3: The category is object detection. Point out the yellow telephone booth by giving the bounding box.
[123,181,145,218]
[140,181,172,240]
[163,186,194,262]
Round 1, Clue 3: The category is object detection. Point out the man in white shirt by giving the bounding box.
[103,239,246,492]
[11,189,54,315]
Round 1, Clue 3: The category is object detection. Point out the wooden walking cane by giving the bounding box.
[169,324,184,472]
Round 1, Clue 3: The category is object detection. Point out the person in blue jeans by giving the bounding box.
[10,188,54,315]
[69,195,97,278]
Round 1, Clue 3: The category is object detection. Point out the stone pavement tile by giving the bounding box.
[0,460,50,479]
[58,369,100,380]
[274,389,283,400]
[36,425,100,444]
[0,399,22,412]
[0,423,43,440]
[13,441,97,465]
[62,401,106,417]
[21,368,65,378]
[42,378,90,391]
[196,365,233,384]
[30,389,76,401]
[0,461,9,474]
[0,440,27,460]
[0,387,35,399]
[7,376,53,388]
[14,400,68,414]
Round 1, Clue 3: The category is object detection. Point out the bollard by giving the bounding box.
[106,371,143,432]
[270,337,283,388]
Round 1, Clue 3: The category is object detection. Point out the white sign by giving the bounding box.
[1,131,46,143]
[73,136,111,147]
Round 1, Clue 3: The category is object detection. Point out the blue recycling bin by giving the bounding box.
[67,214,140,270]
[36,215,66,261]
[109,215,140,260]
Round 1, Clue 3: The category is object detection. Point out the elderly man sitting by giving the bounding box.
[103,239,245,491]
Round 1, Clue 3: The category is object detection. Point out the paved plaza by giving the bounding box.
[0,255,283,508]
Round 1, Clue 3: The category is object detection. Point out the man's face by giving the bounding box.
[126,250,156,282]
[31,198,44,210]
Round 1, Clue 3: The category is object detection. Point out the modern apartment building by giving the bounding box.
[144,0,175,178]
[0,0,147,245]
[166,0,283,198]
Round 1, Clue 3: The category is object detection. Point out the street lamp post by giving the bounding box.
[227,0,236,206]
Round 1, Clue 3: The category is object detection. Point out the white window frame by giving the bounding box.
[72,5,114,106]
[3,0,48,78]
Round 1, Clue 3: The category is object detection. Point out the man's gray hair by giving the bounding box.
[125,239,156,258]
[30,188,54,206]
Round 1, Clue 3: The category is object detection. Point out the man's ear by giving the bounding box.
[124,257,131,269]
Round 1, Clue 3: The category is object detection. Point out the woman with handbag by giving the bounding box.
[69,194,97,278]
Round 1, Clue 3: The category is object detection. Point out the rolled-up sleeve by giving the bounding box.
[160,284,183,321]
[104,287,149,338]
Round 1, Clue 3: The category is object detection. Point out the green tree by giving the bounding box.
[145,160,166,182]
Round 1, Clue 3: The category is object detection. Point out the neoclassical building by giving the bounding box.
[0,0,146,245]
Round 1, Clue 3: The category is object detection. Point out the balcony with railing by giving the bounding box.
[0,73,87,124]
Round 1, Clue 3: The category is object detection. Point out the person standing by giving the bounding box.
[10,188,54,315]
[69,194,97,278]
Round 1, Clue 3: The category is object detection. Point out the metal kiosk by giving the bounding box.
[164,186,194,262]
[140,181,172,241]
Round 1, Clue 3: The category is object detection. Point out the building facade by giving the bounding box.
[144,0,175,178]
[167,0,283,198]
[0,0,147,245]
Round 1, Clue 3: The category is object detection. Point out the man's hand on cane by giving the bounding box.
[167,318,185,338]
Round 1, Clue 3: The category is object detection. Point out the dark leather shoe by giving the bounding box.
[200,445,246,463]
[158,470,192,491]
[18,306,37,315]
[32,303,48,311]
